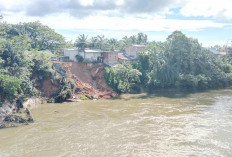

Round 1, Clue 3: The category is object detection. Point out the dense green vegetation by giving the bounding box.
[105,63,142,93]
[105,31,232,93]
[0,22,70,105]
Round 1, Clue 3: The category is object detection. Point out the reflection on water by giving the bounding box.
[1,89,232,157]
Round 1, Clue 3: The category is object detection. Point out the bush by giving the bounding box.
[75,55,84,62]
[80,94,89,100]
[0,74,22,103]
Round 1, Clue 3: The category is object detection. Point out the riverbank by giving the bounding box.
[52,61,118,100]
[0,97,40,129]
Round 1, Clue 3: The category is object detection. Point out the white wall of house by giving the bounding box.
[64,49,78,61]
[78,51,84,58]
[63,49,103,62]
[85,52,102,62]
[125,45,146,59]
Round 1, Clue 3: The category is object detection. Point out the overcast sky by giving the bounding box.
[0,0,232,46]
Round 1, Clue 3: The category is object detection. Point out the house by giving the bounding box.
[62,48,119,64]
[63,48,103,62]
[63,49,78,61]
[82,49,103,62]
[125,44,146,59]
[103,51,118,66]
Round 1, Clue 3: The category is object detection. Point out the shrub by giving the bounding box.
[75,55,84,62]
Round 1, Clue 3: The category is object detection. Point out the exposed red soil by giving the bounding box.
[56,62,118,99]
[41,79,59,98]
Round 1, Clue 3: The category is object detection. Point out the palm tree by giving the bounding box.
[130,35,137,44]
[97,35,106,51]
[75,34,88,59]
[108,38,118,51]
[75,34,88,50]
[89,37,98,49]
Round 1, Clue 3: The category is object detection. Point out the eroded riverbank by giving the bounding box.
[1,89,232,156]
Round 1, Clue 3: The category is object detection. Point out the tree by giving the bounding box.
[137,32,147,44]
[0,21,66,53]
[75,34,88,50]
[105,63,142,93]
[96,35,106,50]
[107,38,118,51]
[0,74,21,103]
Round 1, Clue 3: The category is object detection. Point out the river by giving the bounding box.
[1,89,232,157]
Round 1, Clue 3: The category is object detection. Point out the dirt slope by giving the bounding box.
[59,62,118,99]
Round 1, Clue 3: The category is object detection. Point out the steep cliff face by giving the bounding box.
[56,62,118,99]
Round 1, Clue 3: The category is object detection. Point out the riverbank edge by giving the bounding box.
[0,97,41,129]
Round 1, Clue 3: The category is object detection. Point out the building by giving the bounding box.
[63,48,103,62]
[125,45,146,59]
[63,48,120,65]
[103,51,118,66]
[63,49,78,61]
[83,49,103,62]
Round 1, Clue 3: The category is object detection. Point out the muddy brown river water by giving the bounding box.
[1,89,232,157]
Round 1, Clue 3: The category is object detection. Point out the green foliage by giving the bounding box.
[0,74,21,103]
[105,63,142,93]
[75,55,84,62]
[105,31,232,92]
[0,21,67,104]
[74,32,148,52]
[80,93,89,100]
[54,79,74,103]
[75,34,88,51]
[0,21,65,53]
[144,31,232,90]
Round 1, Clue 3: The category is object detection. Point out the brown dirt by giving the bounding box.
[57,62,118,99]
[41,79,60,98]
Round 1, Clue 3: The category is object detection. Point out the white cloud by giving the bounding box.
[1,0,231,45]
[181,0,232,20]
[2,13,229,32]
[79,0,94,6]
[1,0,232,20]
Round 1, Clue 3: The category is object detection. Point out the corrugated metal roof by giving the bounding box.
[208,48,220,54]
[127,44,146,47]
[85,49,103,53]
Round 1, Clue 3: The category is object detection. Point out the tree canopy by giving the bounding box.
[105,31,232,93]
[0,22,67,105]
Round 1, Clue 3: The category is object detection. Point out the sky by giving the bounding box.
[0,0,232,46]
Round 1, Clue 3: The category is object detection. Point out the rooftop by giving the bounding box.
[208,48,220,54]
[127,44,146,47]
[85,49,103,53]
